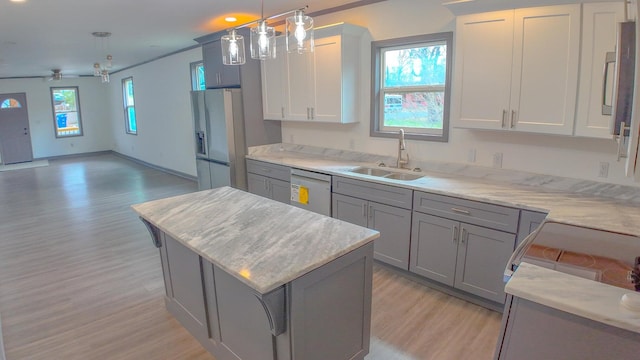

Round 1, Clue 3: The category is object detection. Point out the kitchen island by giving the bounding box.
[132,186,379,360]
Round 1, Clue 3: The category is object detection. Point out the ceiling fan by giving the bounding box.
[44,69,79,81]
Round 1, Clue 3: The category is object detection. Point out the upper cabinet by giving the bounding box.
[453,5,581,135]
[202,40,241,88]
[261,23,366,123]
[575,2,626,138]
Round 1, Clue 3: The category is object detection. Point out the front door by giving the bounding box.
[0,93,33,164]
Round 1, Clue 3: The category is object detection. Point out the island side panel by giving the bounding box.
[498,297,640,359]
[161,233,210,347]
[289,242,374,360]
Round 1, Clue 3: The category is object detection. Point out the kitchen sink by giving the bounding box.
[349,166,424,181]
[350,167,392,177]
[383,172,424,181]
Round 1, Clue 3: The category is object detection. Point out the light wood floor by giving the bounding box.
[0,154,501,360]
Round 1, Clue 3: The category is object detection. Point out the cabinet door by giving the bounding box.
[286,51,312,120]
[213,265,275,360]
[410,213,459,287]
[453,10,514,130]
[247,173,270,199]
[261,41,287,120]
[270,178,291,204]
[510,5,580,135]
[575,2,625,138]
[369,201,412,270]
[309,35,342,122]
[163,234,209,341]
[332,193,368,227]
[455,223,516,303]
[202,40,240,89]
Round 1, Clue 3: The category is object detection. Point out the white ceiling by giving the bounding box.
[0,0,365,78]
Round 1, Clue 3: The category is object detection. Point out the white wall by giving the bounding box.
[280,0,639,186]
[107,47,202,177]
[0,77,111,162]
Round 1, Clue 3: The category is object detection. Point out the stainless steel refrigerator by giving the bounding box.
[192,89,247,191]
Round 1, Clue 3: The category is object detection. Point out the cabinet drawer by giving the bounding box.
[413,191,520,233]
[332,176,413,210]
[246,159,290,182]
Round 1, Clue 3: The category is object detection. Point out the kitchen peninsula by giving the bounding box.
[132,186,379,360]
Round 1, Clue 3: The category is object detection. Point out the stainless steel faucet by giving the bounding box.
[397,129,409,169]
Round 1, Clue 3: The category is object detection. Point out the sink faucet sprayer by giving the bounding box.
[397,129,409,169]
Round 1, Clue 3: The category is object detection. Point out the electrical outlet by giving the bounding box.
[289,134,295,144]
[349,138,355,150]
[468,149,476,163]
[492,152,503,168]
[598,162,609,178]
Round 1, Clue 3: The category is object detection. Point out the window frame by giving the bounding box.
[190,61,206,91]
[370,32,453,142]
[122,77,137,135]
[50,86,83,138]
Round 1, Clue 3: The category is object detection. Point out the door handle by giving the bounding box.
[461,228,468,244]
[510,110,516,128]
[501,110,507,128]
[362,203,367,218]
[453,225,459,243]
[602,51,616,116]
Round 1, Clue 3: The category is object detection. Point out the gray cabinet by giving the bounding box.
[411,191,518,303]
[497,296,640,360]
[202,40,241,88]
[516,210,547,246]
[332,181,412,270]
[246,159,291,204]
[158,233,210,345]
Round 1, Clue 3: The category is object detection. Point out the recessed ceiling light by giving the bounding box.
[225,17,238,23]
[10,0,27,3]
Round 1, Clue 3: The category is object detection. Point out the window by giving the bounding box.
[371,32,453,142]
[51,87,83,137]
[191,61,205,90]
[1,98,22,108]
[122,77,137,135]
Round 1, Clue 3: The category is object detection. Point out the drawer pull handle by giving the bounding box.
[451,207,471,215]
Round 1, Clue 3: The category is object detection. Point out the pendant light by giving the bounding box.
[221,29,246,65]
[286,9,314,54]
[250,0,276,60]
[92,32,113,83]
[221,4,313,65]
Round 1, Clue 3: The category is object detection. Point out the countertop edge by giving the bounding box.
[506,262,640,334]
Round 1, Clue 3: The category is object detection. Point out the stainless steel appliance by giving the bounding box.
[290,169,331,216]
[192,89,247,191]
[603,21,636,136]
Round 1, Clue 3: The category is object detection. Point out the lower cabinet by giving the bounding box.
[410,212,516,303]
[247,173,291,204]
[333,193,412,270]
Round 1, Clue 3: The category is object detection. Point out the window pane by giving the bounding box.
[1,98,21,108]
[383,91,444,130]
[51,87,82,137]
[128,107,137,132]
[383,43,447,87]
[197,64,206,90]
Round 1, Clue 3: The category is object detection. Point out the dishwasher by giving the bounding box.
[290,169,332,216]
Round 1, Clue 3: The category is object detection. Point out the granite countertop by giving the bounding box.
[506,262,640,334]
[246,146,640,238]
[132,186,379,294]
